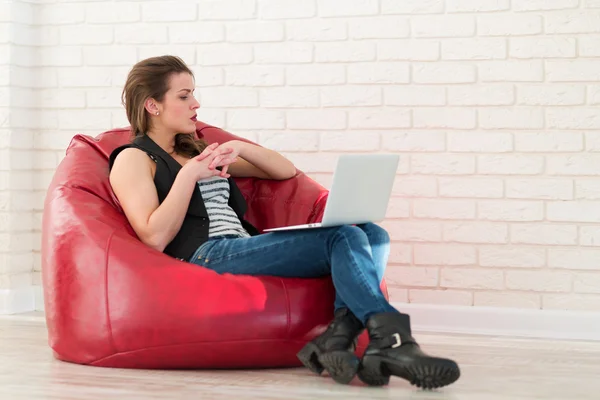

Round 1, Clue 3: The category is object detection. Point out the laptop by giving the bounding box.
[263,153,399,232]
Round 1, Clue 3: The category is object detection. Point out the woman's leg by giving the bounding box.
[189,224,396,324]
[333,223,390,312]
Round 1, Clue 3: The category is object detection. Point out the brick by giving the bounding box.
[227,22,284,43]
[380,221,442,242]
[448,132,512,153]
[382,131,445,152]
[440,177,504,198]
[549,248,600,270]
[543,294,600,311]
[478,155,544,175]
[188,67,223,87]
[444,222,508,244]
[318,0,378,17]
[577,35,600,57]
[448,85,514,106]
[319,132,380,151]
[385,86,445,106]
[58,110,111,130]
[260,87,318,108]
[479,200,544,222]
[348,109,411,129]
[414,244,477,266]
[60,25,113,45]
[412,16,475,38]
[548,155,600,176]
[39,47,82,67]
[590,86,600,105]
[576,180,600,200]
[39,4,85,24]
[197,110,226,129]
[169,23,224,44]
[199,88,257,108]
[518,85,585,106]
[315,42,375,63]
[510,37,577,59]
[12,25,58,47]
[84,46,137,66]
[587,0,600,7]
[547,108,600,130]
[378,40,440,61]
[0,272,32,290]
[86,2,140,23]
[348,63,410,84]
[286,20,346,42]
[198,0,256,20]
[506,270,572,293]
[197,44,252,66]
[547,201,600,223]
[442,268,504,290]
[115,25,168,44]
[413,199,476,220]
[513,0,579,11]
[511,224,577,245]
[58,67,111,88]
[410,289,473,306]
[515,132,583,153]
[413,63,476,84]
[580,226,600,246]
[349,17,409,39]
[39,89,86,109]
[547,61,600,82]
[227,110,284,130]
[387,287,409,303]
[0,254,33,275]
[258,132,318,152]
[479,246,545,268]
[385,267,439,287]
[447,0,509,12]
[507,179,573,200]
[480,60,544,82]
[414,108,476,129]
[392,177,437,197]
[259,0,316,19]
[142,2,196,21]
[386,198,411,219]
[412,154,475,175]
[321,86,381,107]
[442,38,507,60]
[475,292,541,309]
[480,108,544,129]
[287,65,345,86]
[381,0,444,14]
[286,110,346,130]
[545,11,600,34]
[477,15,542,36]
[256,43,313,64]
[388,243,412,264]
[280,152,340,173]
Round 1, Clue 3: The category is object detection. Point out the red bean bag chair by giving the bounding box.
[41,121,388,369]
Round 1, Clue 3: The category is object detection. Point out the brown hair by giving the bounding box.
[121,55,207,158]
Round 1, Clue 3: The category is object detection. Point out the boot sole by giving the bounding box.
[297,344,360,384]
[358,355,460,390]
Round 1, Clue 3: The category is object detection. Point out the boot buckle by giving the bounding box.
[391,333,401,348]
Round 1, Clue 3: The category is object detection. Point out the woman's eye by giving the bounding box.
[180,96,188,100]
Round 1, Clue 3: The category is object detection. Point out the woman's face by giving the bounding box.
[153,72,200,134]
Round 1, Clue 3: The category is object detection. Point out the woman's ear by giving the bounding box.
[144,98,160,116]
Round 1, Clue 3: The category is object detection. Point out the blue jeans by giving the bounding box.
[188,223,398,324]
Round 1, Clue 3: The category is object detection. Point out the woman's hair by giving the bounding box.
[122,55,207,158]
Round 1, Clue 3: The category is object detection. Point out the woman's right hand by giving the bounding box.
[181,142,237,182]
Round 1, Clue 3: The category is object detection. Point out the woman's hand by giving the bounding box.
[181,142,237,182]
[210,141,242,178]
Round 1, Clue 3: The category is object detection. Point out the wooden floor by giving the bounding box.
[1,314,599,400]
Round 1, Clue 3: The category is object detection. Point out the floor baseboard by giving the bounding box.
[393,302,600,342]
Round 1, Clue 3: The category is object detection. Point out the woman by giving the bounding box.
[109,55,460,389]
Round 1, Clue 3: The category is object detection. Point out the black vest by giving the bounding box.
[108,134,259,260]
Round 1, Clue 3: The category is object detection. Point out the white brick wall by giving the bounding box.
[2,0,600,314]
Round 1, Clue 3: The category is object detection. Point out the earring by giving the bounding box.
[155,112,159,115]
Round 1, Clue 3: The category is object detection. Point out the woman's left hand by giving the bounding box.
[209,141,243,178]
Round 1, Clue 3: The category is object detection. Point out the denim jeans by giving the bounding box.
[188,223,398,324]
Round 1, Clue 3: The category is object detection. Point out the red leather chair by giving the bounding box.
[41,122,388,369]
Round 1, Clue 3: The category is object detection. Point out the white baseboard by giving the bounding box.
[0,287,35,315]
[393,302,600,342]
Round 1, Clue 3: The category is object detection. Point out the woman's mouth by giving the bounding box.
[190,115,197,121]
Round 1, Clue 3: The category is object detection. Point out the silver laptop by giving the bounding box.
[264,154,399,232]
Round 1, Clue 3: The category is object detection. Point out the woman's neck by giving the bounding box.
[147,130,176,154]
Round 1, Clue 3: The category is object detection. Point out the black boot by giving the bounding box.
[297,307,364,384]
[357,312,460,390]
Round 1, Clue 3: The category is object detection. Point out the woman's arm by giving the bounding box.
[223,140,296,180]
